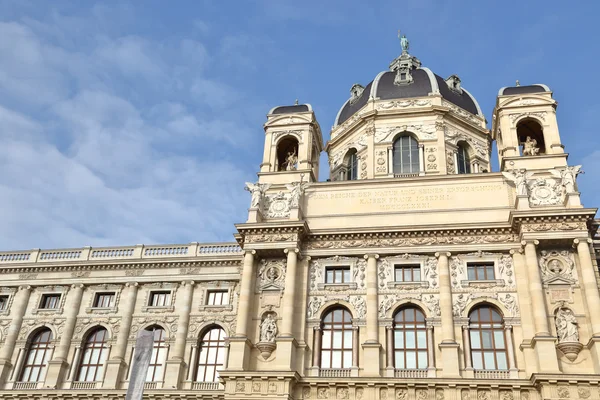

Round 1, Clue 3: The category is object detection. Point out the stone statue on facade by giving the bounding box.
[549,165,584,194]
[244,182,272,208]
[284,150,298,171]
[522,136,540,156]
[399,32,409,53]
[556,308,578,343]
[286,180,310,208]
[502,169,531,196]
[260,314,278,343]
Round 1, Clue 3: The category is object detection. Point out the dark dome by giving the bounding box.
[335,67,483,126]
[498,84,550,96]
[269,104,311,115]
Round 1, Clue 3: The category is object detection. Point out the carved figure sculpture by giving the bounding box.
[284,150,298,171]
[307,296,322,319]
[522,136,540,156]
[502,169,532,196]
[556,308,579,343]
[244,182,272,208]
[286,180,310,208]
[260,314,278,343]
[549,165,584,194]
[399,33,409,53]
[453,294,469,317]
[499,294,518,316]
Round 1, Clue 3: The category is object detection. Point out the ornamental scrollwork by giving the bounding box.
[74,316,121,340]
[445,127,488,157]
[374,124,437,143]
[376,99,431,110]
[257,259,286,290]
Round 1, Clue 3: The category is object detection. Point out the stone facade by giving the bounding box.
[0,41,599,400]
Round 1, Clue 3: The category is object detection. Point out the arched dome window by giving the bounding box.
[146,326,168,382]
[457,143,471,174]
[346,149,358,181]
[195,327,226,383]
[77,327,109,382]
[320,308,353,369]
[276,137,299,171]
[393,135,419,175]
[516,119,545,156]
[393,307,428,369]
[19,328,53,383]
[468,306,508,370]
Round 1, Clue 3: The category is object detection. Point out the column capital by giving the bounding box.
[364,254,379,260]
[18,285,31,292]
[125,282,139,288]
[180,280,195,287]
[71,283,84,290]
[243,249,257,256]
[385,325,394,331]
[352,326,359,332]
[504,325,513,331]
[313,326,321,332]
[462,325,469,331]
[509,248,524,255]
[435,252,451,258]
[521,239,539,247]
[283,248,299,254]
[573,238,593,247]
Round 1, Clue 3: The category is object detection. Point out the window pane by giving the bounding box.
[481,331,493,349]
[496,353,508,370]
[331,351,342,368]
[418,351,428,368]
[494,331,505,349]
[395,331,404,348]
[406,351,416,369]
[483,352,496,369]
[486,265,495,279]
[343,331,352,349]
[405,331,415,348]
[332,332,342,349]
[395,351,405,369]
[472,352,483,369]
[468,267,476,280]
[395,268,403,282]
[326,270,334,283]
[321,351,331,368]
[343,351,352,368]
[322,331,331,348]
[343,269,350,283]
[414,269,421,281]
[417,331,427,348]
[470,332,481,349]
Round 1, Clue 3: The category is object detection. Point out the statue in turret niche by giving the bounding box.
[555,308,579,343]
[260,314,278,343]
[522,136,540,156]
[284,150,298,171]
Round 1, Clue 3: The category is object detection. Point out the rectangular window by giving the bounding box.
[149,291,171,307]
[207,290,228,306]
[325,266,351,284]
[39,294,61,309]
[394,265,421,282]
[467,263,495,280]
[0,295,8,310]
[93,292,115,308]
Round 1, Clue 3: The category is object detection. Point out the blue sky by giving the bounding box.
[0,0,599,250]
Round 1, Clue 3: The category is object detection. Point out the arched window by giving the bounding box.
[516,119,545,155]
[77,328,109,382]
[196,327,226,382]
[393,135,419,174]
[19,329,53,383]
[347,149,358,181]
[146,326,168,382]
[469,306,508,370]
[393,308,428,369]
[321,308,353,369]
[457,144,471,174]
[276,137,299,171]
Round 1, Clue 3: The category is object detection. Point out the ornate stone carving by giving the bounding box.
[509,111,547,123]
[125,269,144,277]
[376,99,431,110]
[350,295,366,319]
[502,169,530,196]
[446,150,456,174]
[477,391,490,400]
[375,124,437,143]
[259,313,278,343]
[318,388,329,399]
[445,127,488,157]
[556,308,579,343]
[452,293,470,317]
[549,166,584,194]
[500,391,513,400]
[246,232,298,243]
[558,387,570,399]
[522,136,540,156]
[349,84,364,105]
[417,390,428,400]
[303,387,311,399]
[379,294,396,318]
[425,257,439,288]
[436,389,445,400]
[337,388,349,400]
[450,256,464,288]
[236,382,246,393]
[307,296,323,319]
[498,255,514,287]
[74,316,121,340]
[272,130,303,143]
[71,271,90,278]
[257,259,286,290]
[528,177,563,206]
[263,192,291,218]
[245,182,272,209]
[286,180,310,208]
[19,273,37,280]
[578,388,591,399]
[396,389,407,400]
[442,100,482,126]
[381,388,388,400]
[19,318,66,340]
[498,293,519,316]
[354,259,367,289]
[539,250,576,283]
[423,294,441,317]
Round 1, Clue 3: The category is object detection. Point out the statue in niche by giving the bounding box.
[555,308,579,343]
[245,182,272,208]
[522,136,540,156]
[550,165,584,194]
[260,314,278,343]
[284,150,298,171]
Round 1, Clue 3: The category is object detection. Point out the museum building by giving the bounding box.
[0,36,598,400]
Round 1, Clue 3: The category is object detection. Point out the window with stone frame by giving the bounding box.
[146,326,168,382]
[393,307,428,369]
[196,327,226,382]
[39,294,61,309]
[92,292,116,308]
[320,308,353,369]
[77,328,109,382]
[325,266,351,284]
[0,295,8,310]
[19,328,53,383]
[469,306,508,370]
[148,291,172,307]
[467,262,495,280]
[206,290,229,306]
[394,264,421,282]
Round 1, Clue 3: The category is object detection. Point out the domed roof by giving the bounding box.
[269,104,311,115]
[334,39,483,126]
[498,83,551,96]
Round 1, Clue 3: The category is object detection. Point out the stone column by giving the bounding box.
[309,327,322,376]
[426,326,436,377]
[387,147,393,176]
[505,325,518,378]
[511,249,537,375]
[228,250,255,371]
[352,327,359,368]
[386,327,394,369]
[187,345,198,381]
[419,144,425,173]
[164,281,194,388]
[362,254,381,377]
[0,285,31,385]
[523,240,559,373]
[67,346,82,382]
[574,238,600,372]
[45,284,84,387]
[436,252,460,378]
[281,248,299,336]
[462,326,472,369]
[103,282,138,389]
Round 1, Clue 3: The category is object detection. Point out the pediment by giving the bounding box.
[265,114,311,127]
[499,95,554,108]
[544,274,576,286]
